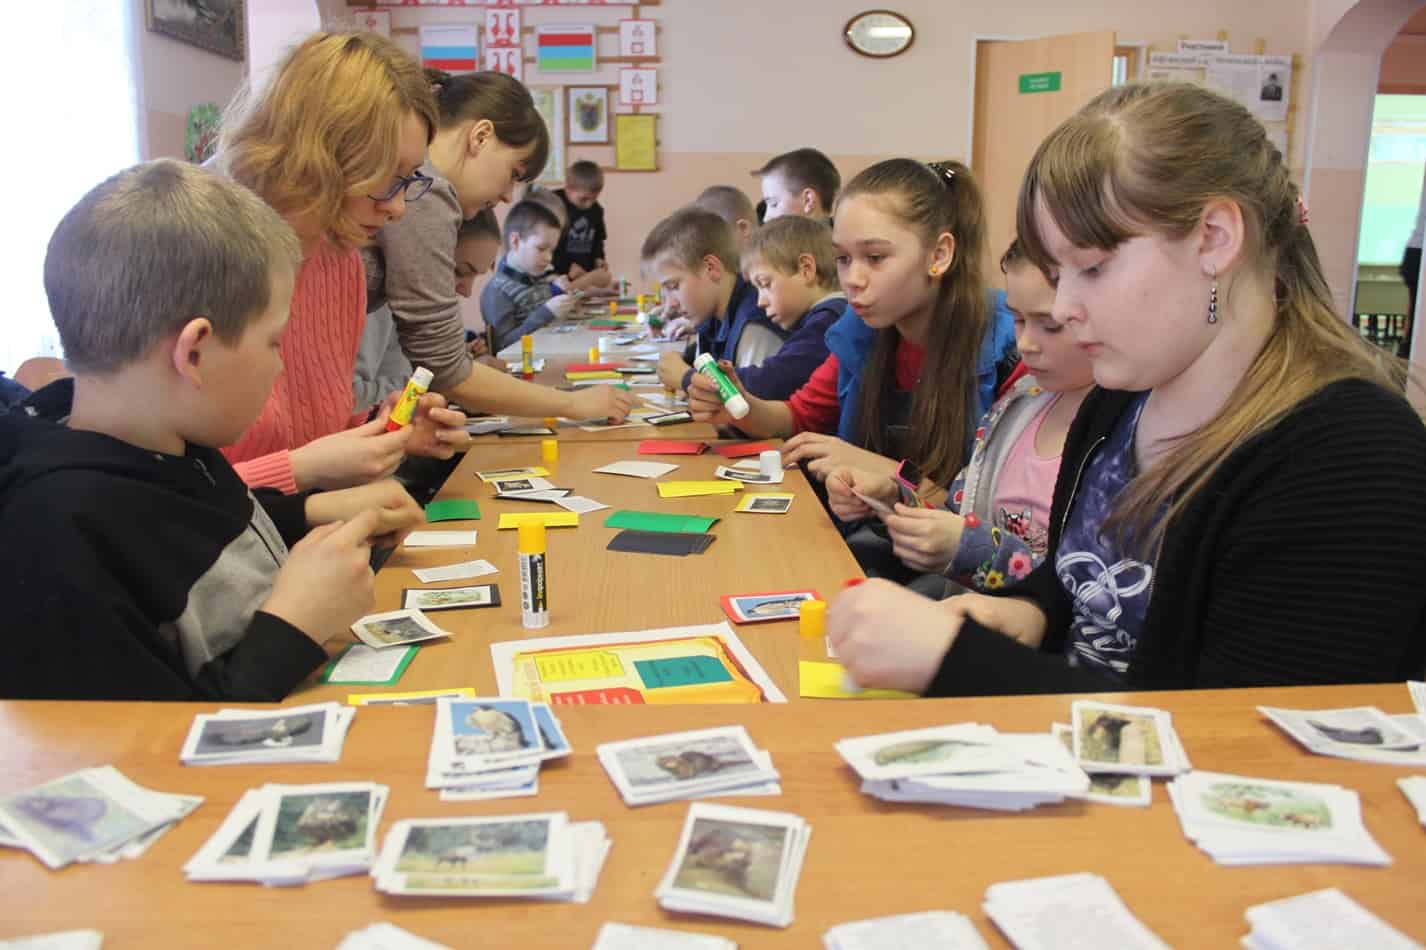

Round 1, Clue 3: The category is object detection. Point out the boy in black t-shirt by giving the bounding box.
[554,160,611,288]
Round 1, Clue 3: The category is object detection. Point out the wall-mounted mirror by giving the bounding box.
[844,10,915,59]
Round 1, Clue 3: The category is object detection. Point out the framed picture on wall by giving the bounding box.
[528,86,567,186]
[568,87,611,144]
[614,113,658,172]
[146,0,246,62]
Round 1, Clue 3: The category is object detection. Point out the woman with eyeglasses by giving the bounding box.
[363,69,636,429]
[211,31,468,493]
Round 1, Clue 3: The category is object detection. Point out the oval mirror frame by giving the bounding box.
[843,10,915,59]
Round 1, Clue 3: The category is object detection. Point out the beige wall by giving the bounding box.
[133,0,246,159]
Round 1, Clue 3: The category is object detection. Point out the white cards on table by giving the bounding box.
[403,530,478,548]
[1070,700,1191,777]
[1260,705,1426,765]
[350,608,451,650]
[824,911,990,949]
[656,802,811,929]
[412,559,498,584]
[0,933,104,950]
[555,495,610,514]
[594,460,679,479]
[426,697,571,800]
[179,702,354,766]
[464,416,511,435]
[1242,887,1423,950]
[592,923,735,950]
[336,923,453,950]
[185,782,387,886]
[983,873,1170,950]
[1166,770,1392,866]
[1399,775,1426,827]
[0,766,201,870]
[597,726,780,806]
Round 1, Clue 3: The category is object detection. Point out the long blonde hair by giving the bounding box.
[215,31,438,250]
[1017,81,1406,553]
[842,159,989,487]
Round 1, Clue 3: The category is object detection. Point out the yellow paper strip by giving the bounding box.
[346,687,474,706]
[657,480,742,498]
[798,660,917,700]
[565,370,624,381]
[498,511,581,529]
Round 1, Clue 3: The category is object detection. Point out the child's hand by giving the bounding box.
[686,368,730,423]
[467,336,490,358]
[885,506,965,574]
[662,316,695,340]
[568,263,588,280]
[568,384,637,424]
[825,467,896,523]
[290,416,411,491]
[305,479,423,544]
[657,351,691,392]
[947,593,1048,647]
[827,578,963,693]
[402,392,469,459]
[546,294,579,319]
[781,434,896,483]
[263,510,379,645]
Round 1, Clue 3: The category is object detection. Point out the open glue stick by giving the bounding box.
[693,353,750,419]
[521,335,535,380]
[386,366,433,432]
[518,521,549,629]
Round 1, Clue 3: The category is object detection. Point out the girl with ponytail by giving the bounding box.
[826,82,1426,697]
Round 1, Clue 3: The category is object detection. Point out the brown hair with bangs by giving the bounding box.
[427,68,550,183]
[1017,81,1406,555]
[840,158,988,486]
[215,31,438,251]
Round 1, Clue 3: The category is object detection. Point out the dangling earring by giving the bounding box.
[1207,266,1219,325]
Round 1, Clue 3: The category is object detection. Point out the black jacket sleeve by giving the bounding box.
[253,488,314,548]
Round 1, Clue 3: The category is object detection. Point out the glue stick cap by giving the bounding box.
[799,599,826,639]
[409,367,434,390]
[518,520,546,555]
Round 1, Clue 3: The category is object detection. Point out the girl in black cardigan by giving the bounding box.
[827,81,1426,696]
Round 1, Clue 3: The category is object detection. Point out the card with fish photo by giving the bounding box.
[1052,724,1151,807]
[374,813,573,897]
[248,782,385,872]
[1258,705,1421,753]
[834,723,1016,782]
[0,770,163,869]
[402,584,501,613]
[184,708,328,762]
[1071,701,1185,776]
[350,608,451,649]
[720,590,820,625]
[598,726,774,802]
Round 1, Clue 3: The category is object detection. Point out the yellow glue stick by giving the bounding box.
[386,366,433,432]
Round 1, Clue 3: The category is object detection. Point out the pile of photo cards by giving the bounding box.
[1070,700,1191,777]
[185,782,386,885]
[179,702,354,766]
[655,803,811,928]
[0,766,201,870]
[983,873,1170,950]
[1400,775,1426,827]
[1258,705,1426,765]
[337,923,452,950]
[592,923,735,950]
[824,911,990,949]
[425,697,570,801]
[372,812,609,902]
[597,726,780,806]
[836,723,1091,811]
[1241,887,1423,950]
[1166,770,1391,866]
[1052,724,1151,807]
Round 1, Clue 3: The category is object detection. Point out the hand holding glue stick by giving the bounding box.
[692,354,749,420]
[385,367,433,433]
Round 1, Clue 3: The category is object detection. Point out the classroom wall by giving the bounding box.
[1377,8,1426,92]
[345,0,1314,287]
[132,0,246,159]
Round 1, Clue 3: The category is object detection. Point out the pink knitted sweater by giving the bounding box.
[223,248,369,492]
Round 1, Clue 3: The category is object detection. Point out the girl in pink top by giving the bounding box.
[213,31,467,493]
[828,239,1095,592]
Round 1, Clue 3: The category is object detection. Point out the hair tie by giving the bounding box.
[1295,195,1310,227]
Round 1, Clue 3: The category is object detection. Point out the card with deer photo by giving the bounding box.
[373,813,574,897]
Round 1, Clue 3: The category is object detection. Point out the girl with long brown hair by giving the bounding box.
[826,82,1426,695]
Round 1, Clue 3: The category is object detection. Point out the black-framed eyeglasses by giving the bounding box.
[369,169,433,203]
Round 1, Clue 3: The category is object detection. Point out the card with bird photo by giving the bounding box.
[720,590,819,625]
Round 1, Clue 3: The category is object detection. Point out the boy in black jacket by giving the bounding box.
[0,160,423,701]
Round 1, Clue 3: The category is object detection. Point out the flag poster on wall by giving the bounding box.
[537,25,596,73]
[420,25,479,74]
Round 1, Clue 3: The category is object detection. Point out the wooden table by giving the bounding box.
[2,684,1422,947]
[296,440,860,703]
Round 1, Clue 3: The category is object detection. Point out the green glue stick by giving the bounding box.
[693,353,750,419]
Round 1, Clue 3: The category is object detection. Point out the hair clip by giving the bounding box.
[1295,195,1310,227]
[926,161,957,188]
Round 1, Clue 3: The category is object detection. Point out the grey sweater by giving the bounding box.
[363,161,473,393]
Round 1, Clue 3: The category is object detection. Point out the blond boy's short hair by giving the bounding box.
[640,206,737,274]
[44,160,302,375]
[741,215,839,290]
[694,185,755,228]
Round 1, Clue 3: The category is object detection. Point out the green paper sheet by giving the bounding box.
[604,510,718,534]
[426,499,482,522]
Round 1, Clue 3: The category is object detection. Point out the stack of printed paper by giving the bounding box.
[592,923,735,950]
[983,873,1170,949]
[1051,724,1151,807]
[1069,700,1191,777]
[0,932,104,950]
[185,782,387,884]
[425,697,571,801]
[0,766,201,870]
[1241,887,1423,950]
[655,803,811,928]
[372,812,609,902]
[1166,770,1391,866]
[824,911,990,949]
[836,723,1090,811]
[179,702,354,766]
[336,923,452,950]
[597,726,780,806]
[1259,705,1426,765]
